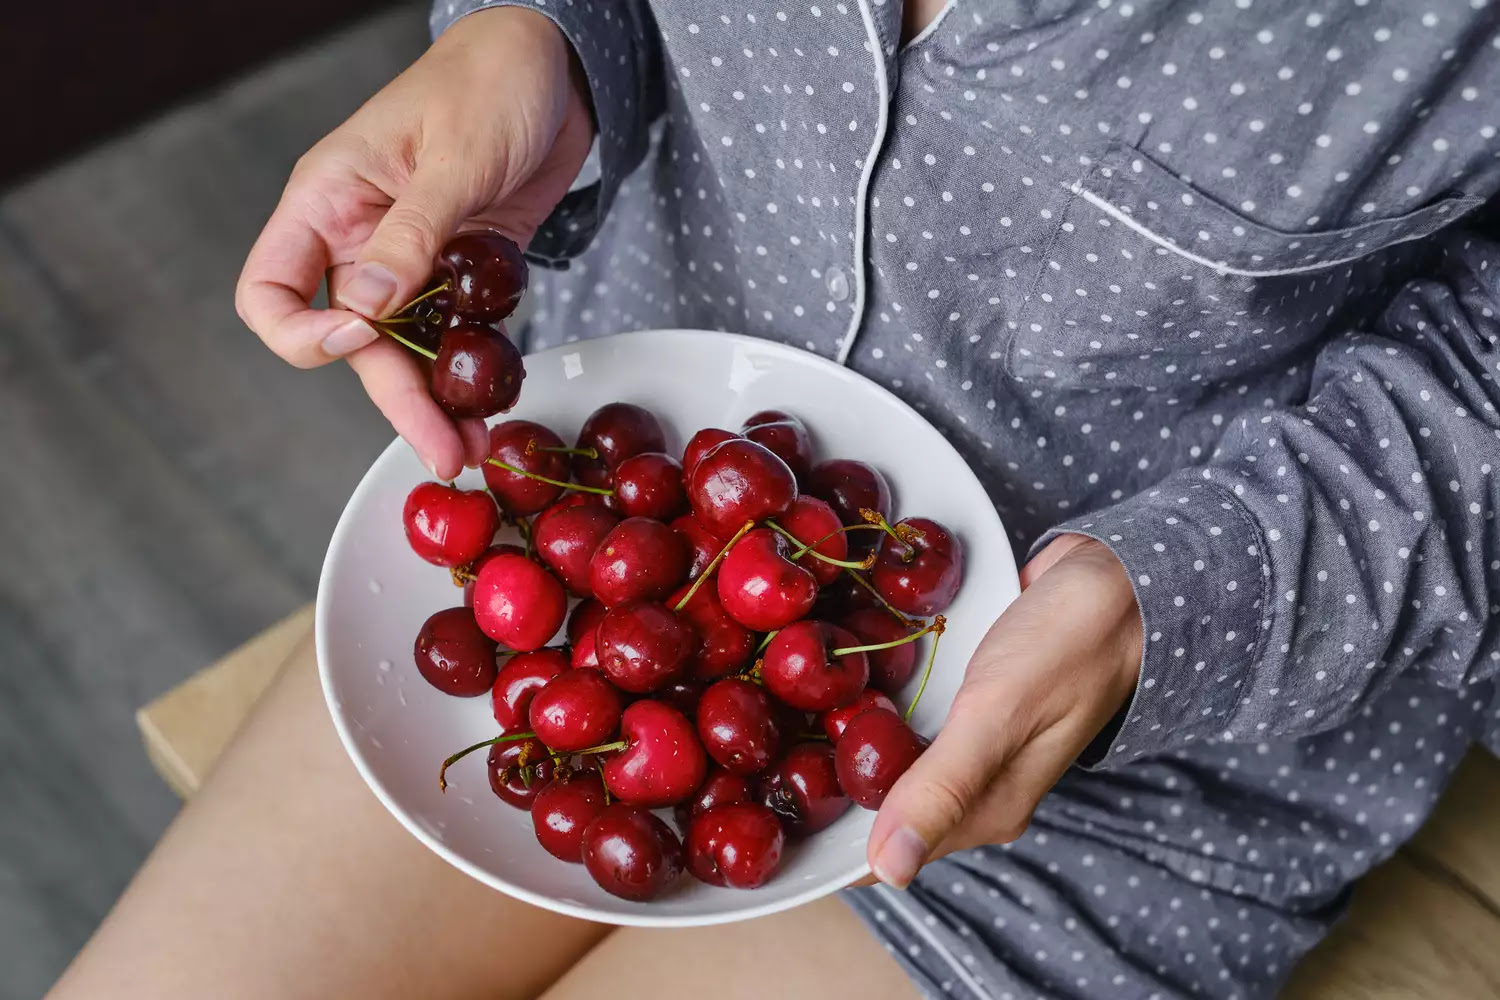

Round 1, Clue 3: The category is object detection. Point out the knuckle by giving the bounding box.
[920,773,979,830]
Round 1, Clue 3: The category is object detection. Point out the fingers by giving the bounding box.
[456,418,492,468]
[345,339,467,480]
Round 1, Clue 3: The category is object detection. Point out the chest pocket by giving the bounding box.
[1002,142,1482,389]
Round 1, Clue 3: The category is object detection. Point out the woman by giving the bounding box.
[50,2,1500,998]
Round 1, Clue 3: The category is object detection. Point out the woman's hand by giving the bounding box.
[235,7,593,478]
[866,534,1142,887]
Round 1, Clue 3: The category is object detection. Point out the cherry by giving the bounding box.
[431,323,524,419]
[472,553,567,651]
[596,601,696,693]
[589,517,690,606]
[575,403,667,490]
[687,438,798,539]
[601,701,707,808]
[534,503,620,597]
[487,737,555,809]
[528,668,623,752]
[580,803,683,901]
[531,771,608,862]
[686,803,786,889]
[835,709,929,809]
[570,628,601,671]
[674,768,753,831]
[658,678,705,719]
[413,607,498,697]
[807,460,892,551]
[758,742,850,836]
[462,543,525,606]
[871,517,964,616]
[436,229,528,322]
[820,688,897,742]
[775,494,849,586]
[716,528,818,631]
[741,410,813,483]
[609,452,688,520]
[682,427,740,478]
[668,581,756,681]
[533,493,608,536]
[696,678,782,776]
[670,514,722,582]
[403,482,500,568]
[761,621,869,711]
[811,572,882,620]
[839,608,919,692]
[568,598,607,646]
[482,421,572,516]
[490,648,568,733]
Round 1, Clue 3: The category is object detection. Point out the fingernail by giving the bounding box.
[336,262,399,317]
[321,318,378,357]
[872,826,928,889]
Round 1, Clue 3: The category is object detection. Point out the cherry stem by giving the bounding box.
[788,523,883,559]
[526,439,599,460]
[378,316,419,325]
[755,630,779,654]
[438,731,537,791]
[672,520,756,612]
[594,754,611,805]
[830,616,944,658]
[798,732,831,741]
[574,739,627,756]
[485,457,614,496]
[515,516,533,559]
[395,281,451,316]
[376,322,439,361]
[765,520,876,570]
[903,616,947,722]
[841,568,923,628]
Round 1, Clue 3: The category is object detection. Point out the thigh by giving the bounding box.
[540,895,921,1000]
[47,631,608,1000]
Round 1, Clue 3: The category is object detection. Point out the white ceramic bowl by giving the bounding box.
[316,329,1018,927]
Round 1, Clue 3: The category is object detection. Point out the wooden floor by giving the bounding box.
[0,7,427,996]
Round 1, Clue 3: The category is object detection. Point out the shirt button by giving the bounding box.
[826,265,850,302]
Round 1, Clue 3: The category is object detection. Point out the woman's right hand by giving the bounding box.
[236,7,594,478]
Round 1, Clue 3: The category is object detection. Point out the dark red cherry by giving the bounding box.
[413,607,498,697]
[668,581,756,681]
[607,452,688,520]
[671,514,722,582]
[658,678,706,719]
[807,460,892,552]
[472,553,567,651]
[533,493,608,536]
[601,701,707,808]
[487,737,555,809]
[431,323,524,419]
[528,668,623,752]
[674,768,753,831]
[534,503,620,597]
[686,803,786,889]
[574,403,667,490]
[589,517,690,606]
[835,709,929,809]
[758,742,850,836]
[687,438,798,539]
[580,803,683,901]
[403,482,500,568]
[482,420,571,516]
[531,772,608,862]
[716,528,818,631]
[696,678,782,776]
[571,628,601,670]
[436,229,528,322]
[821,688,898,742]
[871,517,964,616]
[490,648,569,733]
[682,428,740,478]
[839,608,919,693]
[775,494,848,586]
[568,598,607,646]
[741,410,813,484]
[463,543,526,606]
[761,620,869,711]
[811,572,881,620]
[596,601,696,693]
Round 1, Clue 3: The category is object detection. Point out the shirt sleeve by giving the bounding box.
[430,0,665,265]
[1036,231,1500,767]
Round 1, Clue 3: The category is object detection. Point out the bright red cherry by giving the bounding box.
[533,493,608,535]
[403,482,500,568]
[531,772,608,862]
[807,459,892,551]
[490,648,568,733]
[686,803,786,889]
[589,517,690,606]
[528,668,623,752]
[716,528,818,631]
[820,688,898,742]
[761,621,869,711]
[596,601,696,693]
[839,608,919,693]
[696,678,782,776]
[436,230,528,322]
[687,438,798,539]
[471,554,567,651]
[487,737,555,809]
[430,323,524,418]
[568,598,607,646]
[574,403,667,490]
[741,410,813,483]
[571,628,601,670]
[775,494,849,586]
[463,543,525,606]
[682,428,740,478]
[758,742,850,835]
[674,768,753,831]
[413,607,498,697]
[834,709,929,809]
[580,804,683,901]
[609,452,688,520]
[534,504,620,597]
[670,514,722,582]
[668,582,756,681]
[871,517,964,616]
[482,421,571,516]
[601,701,707,808]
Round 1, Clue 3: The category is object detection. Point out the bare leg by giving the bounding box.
[48,631,608,1000]
[540,895,920,1000]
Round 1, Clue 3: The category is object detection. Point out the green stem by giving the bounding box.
[859,508,905,545]
[765,520,876,570]
[527,440,599,460]
[842,568,921,628]
[395,281,451,316]
[903,617,946,723]
[438,731,537,791]
[831,616,944,659]
[789,523,884,559]
[485,458,614,496]
[755,630,779,654]
[672,520,756,612]
[377,323,438,361]
[574,739,627,756]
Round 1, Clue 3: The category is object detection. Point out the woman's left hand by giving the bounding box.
[865,534,1143,888]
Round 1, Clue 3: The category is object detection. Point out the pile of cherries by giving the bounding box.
[401,402,963,901]
[365,229,530,419]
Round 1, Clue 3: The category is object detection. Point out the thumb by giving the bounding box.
[336,163,470,319]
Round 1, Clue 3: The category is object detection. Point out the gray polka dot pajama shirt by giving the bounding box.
[433,1,1500,996]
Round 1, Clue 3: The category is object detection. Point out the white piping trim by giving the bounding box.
[1073,184,1466,279]
[876,884,995,999]
[903,0,961,50]
[835,0,893,366]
